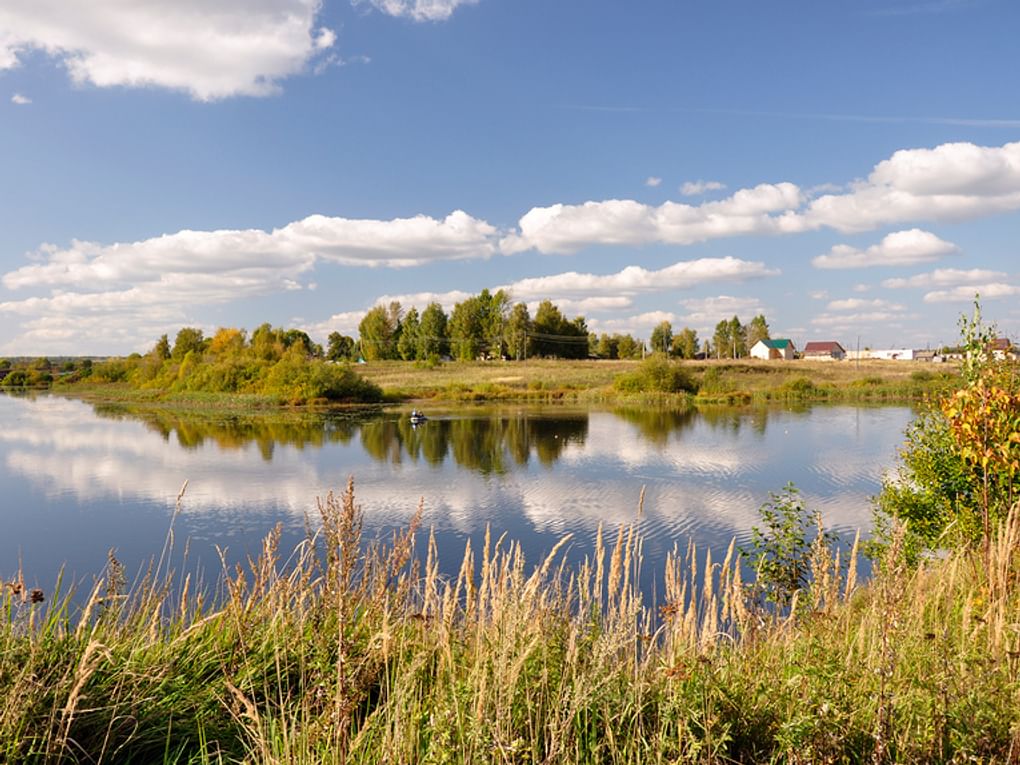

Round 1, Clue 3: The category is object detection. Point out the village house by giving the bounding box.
[802,341,846,361]
[749,338,796,360]
[990,338,1017,361]
[867,348,917,361]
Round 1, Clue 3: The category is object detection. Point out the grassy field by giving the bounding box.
[358,357,959,403]
[45,357,957,410]
[3,481,1018,763]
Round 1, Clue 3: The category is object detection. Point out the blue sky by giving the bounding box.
[2,0,1019,355]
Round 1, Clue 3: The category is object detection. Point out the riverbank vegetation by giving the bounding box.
[1,325,384,405]
[3,478,1019,763]
[357,354,958,403]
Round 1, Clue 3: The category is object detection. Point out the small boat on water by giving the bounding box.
[409,409,428,425]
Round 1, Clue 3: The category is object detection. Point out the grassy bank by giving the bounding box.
[3,482,1018,763]
[357,357,958,403]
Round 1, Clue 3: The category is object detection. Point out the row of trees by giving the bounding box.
[354,291,601,362]
[644,315,771,361]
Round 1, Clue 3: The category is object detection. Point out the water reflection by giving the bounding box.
[358,413,587,472]
[0,393,914,597]
[92,403,590,474]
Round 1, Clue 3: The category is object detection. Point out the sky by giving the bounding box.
[2,0,1020,355]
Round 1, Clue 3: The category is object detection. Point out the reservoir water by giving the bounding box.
[0,393,913,597]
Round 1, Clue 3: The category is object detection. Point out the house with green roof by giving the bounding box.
[750,338,796,361]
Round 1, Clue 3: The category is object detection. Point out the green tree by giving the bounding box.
[358,305,398,360]
[531,300,588,359]
[484,289,512,359]
[153,334,171,360]
[596,333,618,359]
[712,320,731,359]
[650,320,674,355]
[449,295,486,360]
[326,332,356,362]
[672,327,699,359]
[397,307,420,361]
[729,316,747,358]
[171,328,205,361]
[506,302,531,361]
[281,329,319,357]
[616,334,641,359]
[417,303,449,360]
[745,314,770,349]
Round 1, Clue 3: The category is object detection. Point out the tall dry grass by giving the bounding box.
[3,481,1019,763]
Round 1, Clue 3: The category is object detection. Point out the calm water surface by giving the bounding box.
[0,393,913,595]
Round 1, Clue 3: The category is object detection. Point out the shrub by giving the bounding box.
[781,376,817,395]
[876,301,1020,555]
[614,354,696,394]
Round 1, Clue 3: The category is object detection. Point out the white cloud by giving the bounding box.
[677,295,767,328]
[500,183,805,254]
[853,283,870,293]
[355,0,478,22]
[645,176,663,188]
[588,311,679,336]
[0,0,335,100]
[526,296,633,316]
[808,290,830,300]
[300,310,369,339]
[826,298,905,312]
[502,141,1020,255]
[680,180,726,196]
[923,283,1020,303]
[881,267,1008,289]
[803,141,1020,232]
[10,92,30,104]
[812,229,958,269]
[812,311,915,327]
[501,257,778,300]
[3,211,497,293]
[0,211,498,353]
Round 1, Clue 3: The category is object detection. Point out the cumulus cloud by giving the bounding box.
[11,92,30,104]
[588,311,680,336]
[3,211,497,293]
[680,180,726,196]
[811,311,915,327]
[501,141,1020,255]
[803,141,1020,232]
[0,211,498,354]
[812,229,959,269]
[881,267,1008,289]
[500,183,805,254]
[677,295,767,328]
[645,176,663,188]
[0,0,336,100]
[826,298,905,312]
[923,283,1020,303]
[355,0,478,21]
[501,257,778,300]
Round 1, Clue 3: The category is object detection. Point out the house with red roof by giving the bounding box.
[803,341,846,360]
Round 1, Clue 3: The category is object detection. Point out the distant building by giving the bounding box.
[868,348,916,361]
[750,338,796,360]
[802,341,846,361]
[989,338,1017,360]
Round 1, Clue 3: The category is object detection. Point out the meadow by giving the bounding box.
[358,356,958,403]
